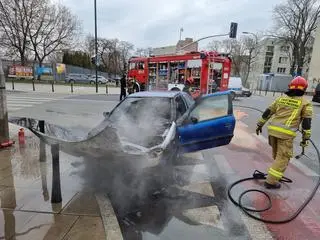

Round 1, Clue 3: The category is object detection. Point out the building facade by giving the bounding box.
[248,37,292,89]
[308,23,320,92]
[151,38,198,56]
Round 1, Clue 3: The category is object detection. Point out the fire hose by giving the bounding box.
[228,105,320,224]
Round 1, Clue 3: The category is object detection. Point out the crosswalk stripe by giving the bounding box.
[214,154,235,174]
[7,97,59,101]
[7,103,36,107]
[290,159,319,177]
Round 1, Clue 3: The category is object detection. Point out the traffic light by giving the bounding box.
[229,22,238,39]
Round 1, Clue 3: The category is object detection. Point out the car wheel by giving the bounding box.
[90,81,95,85]
[98,81,102,84]
[69,80,75,84]
[171,87,181,91]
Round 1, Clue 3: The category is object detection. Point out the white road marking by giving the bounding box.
[214,154,235,174]
[95,193,123,240]
[290,159,319,177]
[182,206,224,230]
[179,182,215,197]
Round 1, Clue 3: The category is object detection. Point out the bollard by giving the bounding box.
[265,90,267,96]
[51,144,62,203]
[32,80,35,91]
[259,89,261,95]
[39,120,46,162]
[51,81,54,92]
[71,82,73,93]
[273,91,275,97]
[106,84,108,94]
[12,80,14,90]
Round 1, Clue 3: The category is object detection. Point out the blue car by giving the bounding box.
[101,90,236,165]
[9,90,236,169]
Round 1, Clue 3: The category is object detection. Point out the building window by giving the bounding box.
[267,46,274,52]
[264,67,271,73]
[280,46,290,52]
[279,57,288,64]
[277,67,286,73]
[264,56,273,66]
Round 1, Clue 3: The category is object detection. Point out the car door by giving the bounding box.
[177,91,235,153]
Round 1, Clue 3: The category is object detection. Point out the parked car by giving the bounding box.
[312,83,320,103]
[228,77,243,100]
[241,87,252,97]
[87,75,108,84]
[65,73,89,84]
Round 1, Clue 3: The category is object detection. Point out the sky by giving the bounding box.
[59,0,284,49]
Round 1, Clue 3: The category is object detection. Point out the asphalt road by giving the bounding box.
[5,91,320,240]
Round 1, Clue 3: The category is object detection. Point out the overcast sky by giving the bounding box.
[60,0,283,49]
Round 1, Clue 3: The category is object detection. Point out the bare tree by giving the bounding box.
[0,0,39,65]
[27,2,80,68]
[207,37,261,86]
[272,0,320,75]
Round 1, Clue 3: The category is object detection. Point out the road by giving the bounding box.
[3,91,320,240]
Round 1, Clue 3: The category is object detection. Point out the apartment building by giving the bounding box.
[308,23,320,91]
[247,37,292,89]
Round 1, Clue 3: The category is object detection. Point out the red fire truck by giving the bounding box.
[127,51,232,98]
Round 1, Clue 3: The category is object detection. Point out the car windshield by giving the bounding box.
[108,97,172,146]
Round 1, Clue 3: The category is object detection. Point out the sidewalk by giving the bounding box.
[0,124,122,240]
[5,82,121,95]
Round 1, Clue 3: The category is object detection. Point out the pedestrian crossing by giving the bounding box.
[6,95,61,112]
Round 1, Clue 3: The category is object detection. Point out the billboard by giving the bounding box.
[36,66,54,81]
[8,65,33,79]
[56,63,66,74]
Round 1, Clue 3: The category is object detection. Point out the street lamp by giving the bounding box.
[94,0,98,93]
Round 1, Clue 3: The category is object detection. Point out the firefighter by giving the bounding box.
[120,74,126,101]
[256,76,313,189]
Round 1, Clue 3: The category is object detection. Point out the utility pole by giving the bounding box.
[0,59,9,143]
[94,0,98,93]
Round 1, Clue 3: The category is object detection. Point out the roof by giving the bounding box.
[128,91,180,98]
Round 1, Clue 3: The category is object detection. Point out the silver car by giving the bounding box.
[65,73,90,84]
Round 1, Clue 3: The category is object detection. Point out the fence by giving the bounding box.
[1,58,120,82]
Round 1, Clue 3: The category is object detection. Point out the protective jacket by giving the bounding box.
[259,95,313,139]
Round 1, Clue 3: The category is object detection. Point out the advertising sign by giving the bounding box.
[8,65,33,79]
[56,63,66,74]
[36,66,54,81]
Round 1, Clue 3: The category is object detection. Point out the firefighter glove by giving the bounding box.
[256,125,262,135]
[256,119,266,135]
[300,140,309,148]
[302,129,311,141]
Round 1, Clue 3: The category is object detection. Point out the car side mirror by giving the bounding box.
[190,116,198,124]
[103,112,110,118]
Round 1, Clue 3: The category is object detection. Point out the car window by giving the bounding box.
[182,93,195,107]
[190,95,229,122]
[109,97,172,123]
[175,96,187,119]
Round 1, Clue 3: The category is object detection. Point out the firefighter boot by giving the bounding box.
[264,182,281,189]
[266,137,293,187]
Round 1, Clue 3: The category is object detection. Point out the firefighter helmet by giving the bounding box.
[288,76,308,91]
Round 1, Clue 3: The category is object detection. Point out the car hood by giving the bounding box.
[8,117,176,158]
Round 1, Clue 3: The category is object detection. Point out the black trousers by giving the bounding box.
[120,88,126,101]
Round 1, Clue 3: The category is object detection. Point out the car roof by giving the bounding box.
[128,91,181,98]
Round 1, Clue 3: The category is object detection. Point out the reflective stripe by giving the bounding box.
[268,125,297,136]
[268,168,283,179]
[286,108,299,127]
